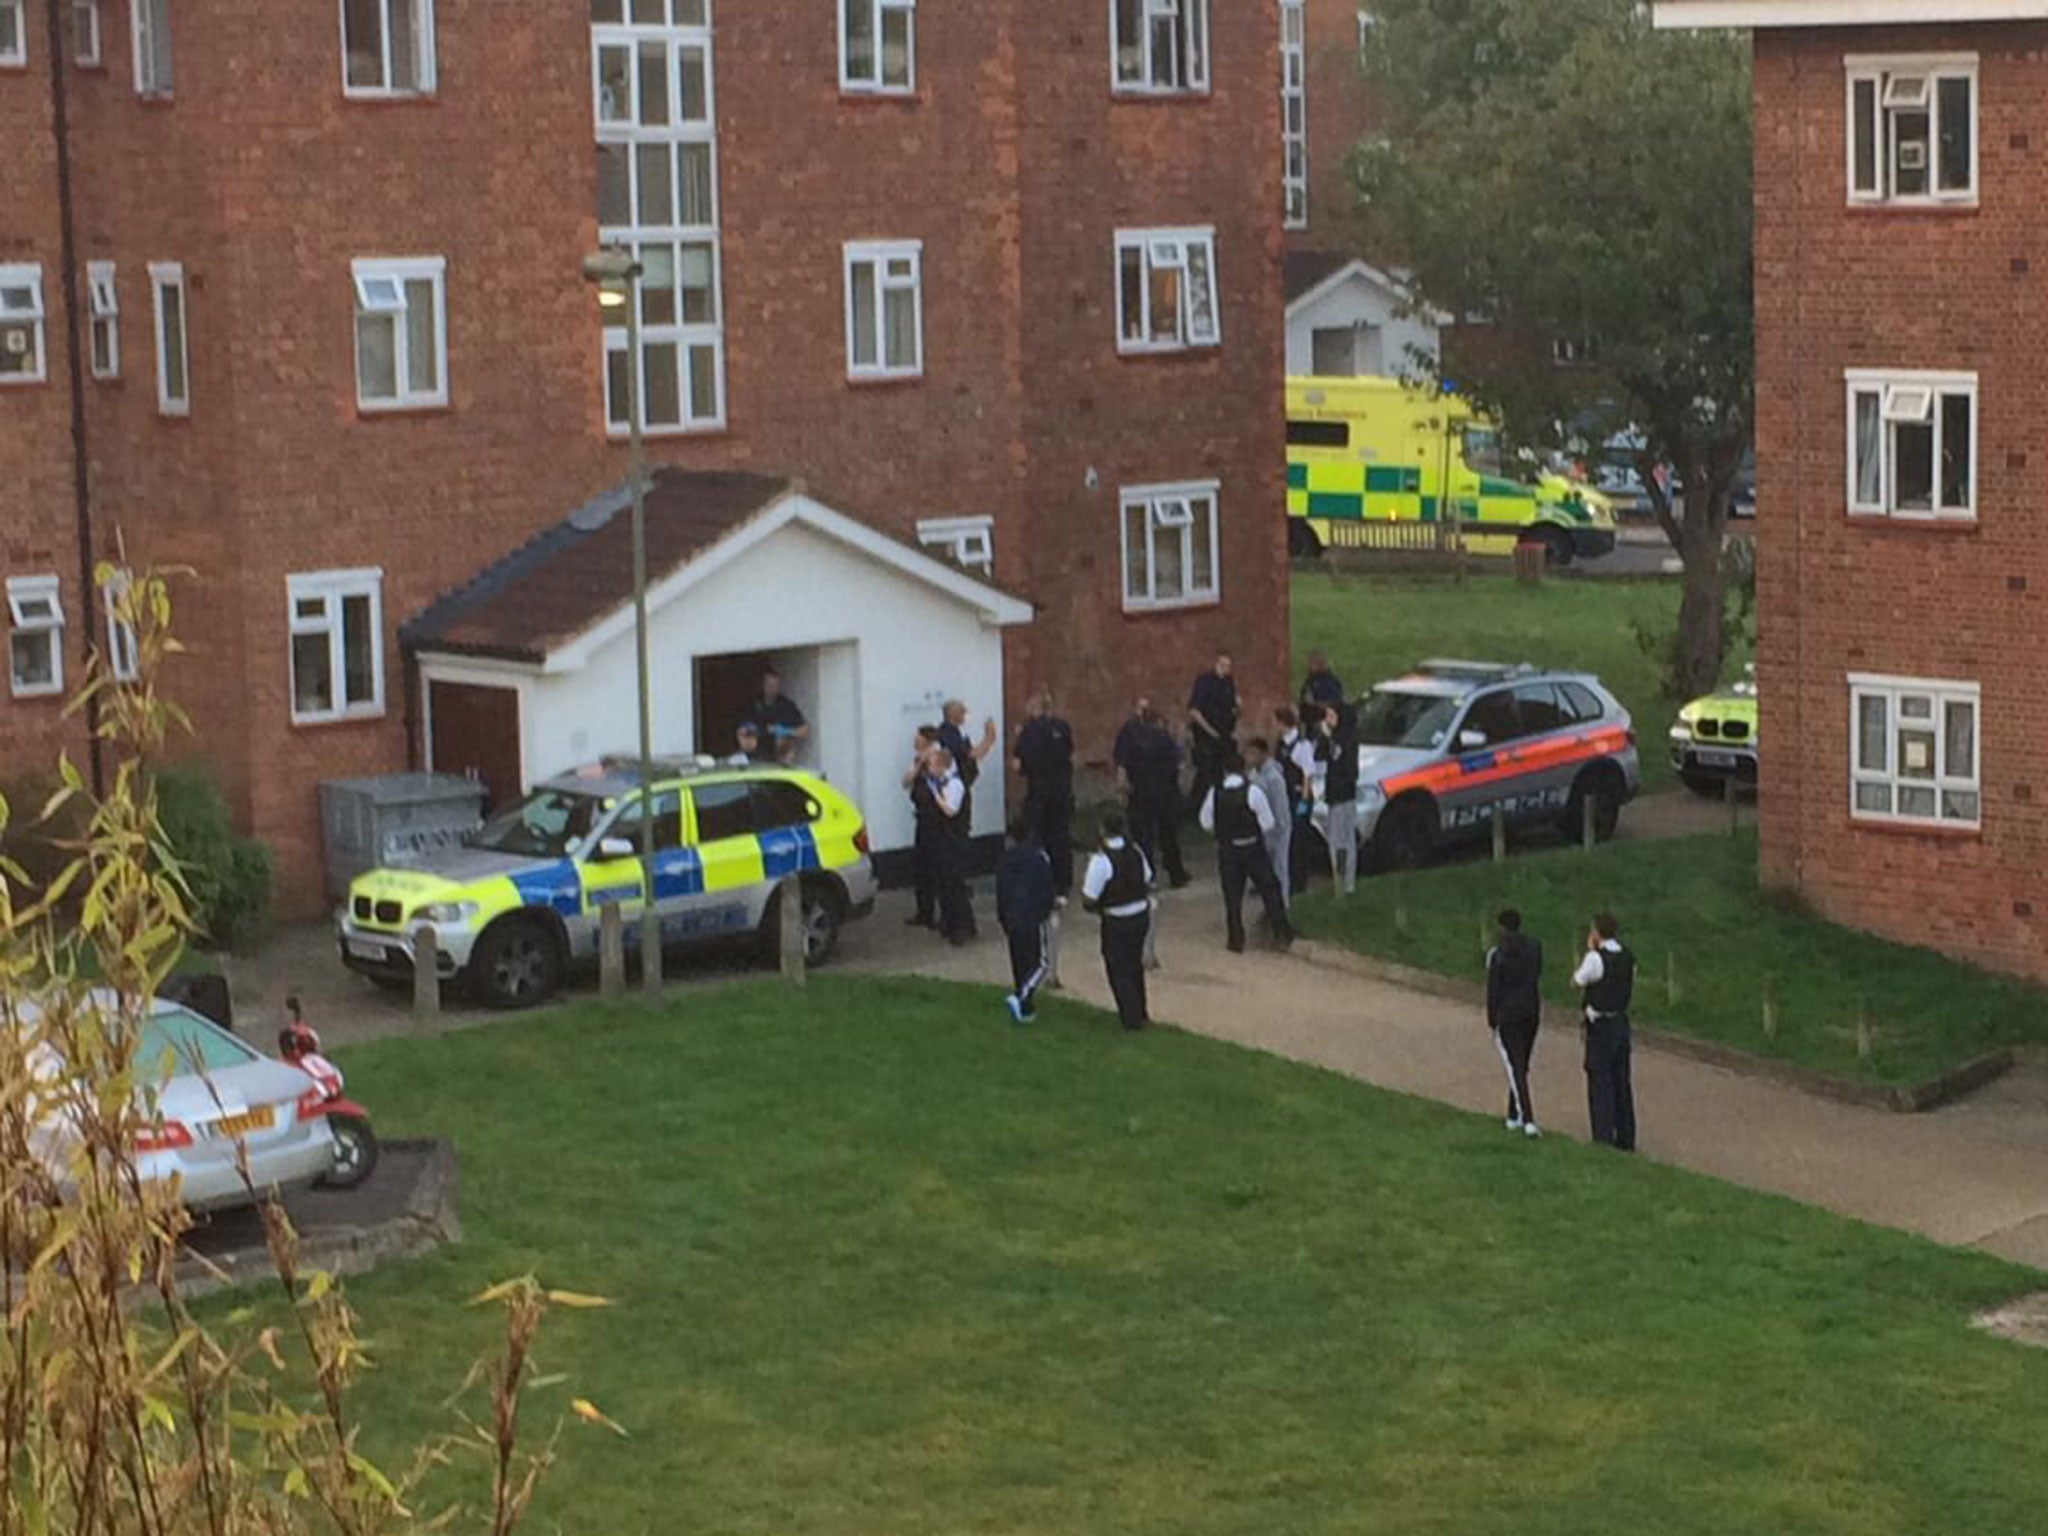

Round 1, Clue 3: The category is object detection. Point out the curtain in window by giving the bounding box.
[1853,391,1882,506]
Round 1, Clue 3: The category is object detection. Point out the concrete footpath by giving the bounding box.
[852,882,2048,1273]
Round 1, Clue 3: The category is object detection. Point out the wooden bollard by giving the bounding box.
[1491,803,1507,863]
[1761,975,1778,1040]
[412,925,440,1019]
[599,902,626,998]
[778,877,807,989]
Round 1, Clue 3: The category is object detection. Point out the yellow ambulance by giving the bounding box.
[1286,376,1617,565]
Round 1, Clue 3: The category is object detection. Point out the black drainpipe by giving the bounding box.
[45,0,104,795]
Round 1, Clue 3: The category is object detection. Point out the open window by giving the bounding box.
[8,577,65,698]
[1848,55,1975,205]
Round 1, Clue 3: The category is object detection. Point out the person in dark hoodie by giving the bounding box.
[1485,908,1544,1138]
[995,817,1057,1025]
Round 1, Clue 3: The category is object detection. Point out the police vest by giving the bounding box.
[1584,945,1636,1016]
[1099,844,1149,910]
[1215,782,1260,844]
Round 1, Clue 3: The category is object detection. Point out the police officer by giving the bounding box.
[750,666,809,763]
[1113,696,1189,888]
[1012,688,1075,897]
[1186,651,1240,817]
[1198,752,1294,954]
[1299,650,1346,713]
[1486,908,1544,1139]
[1316,699,1362,895]
[1572,912,1638,1151]
[928,743,976,945]
[902,727,943,929]
[1080,810,1153,1031]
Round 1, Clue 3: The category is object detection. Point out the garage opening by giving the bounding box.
[427,681,521,814]
[694,648,821,767]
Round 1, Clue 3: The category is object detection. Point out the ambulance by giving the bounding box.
[1286,376,1618,565]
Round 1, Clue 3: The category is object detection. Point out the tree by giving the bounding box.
[1352,0,1754,697]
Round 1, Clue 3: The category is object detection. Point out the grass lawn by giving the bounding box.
[1290,569,1749,792]
[301,978,2048,1535]
[1293,830,2048,1086]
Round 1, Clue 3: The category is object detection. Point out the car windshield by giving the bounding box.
[1462,428,1505,478]
[135,1007,257,1085]
[1356,688,1461,749]
[470,788,608,859]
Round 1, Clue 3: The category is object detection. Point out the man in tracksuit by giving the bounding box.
[1012,689,1075,897]
[995,818,1056,1024]
[1198,755,1294,953]
[1572,912,1638,1151]
[1080,811,1154,1031]
[1485,909,1544,1139]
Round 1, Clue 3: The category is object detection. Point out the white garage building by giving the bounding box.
[402,470,1034,862]
[1284,252,1444,379]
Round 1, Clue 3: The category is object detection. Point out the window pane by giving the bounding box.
[390,0,418,90]
[605,343,631,426]
[1892,110,1930,197]
[1892,420,1933,511]
[160,283,186,400]
[1853,390,1882,505]
[0,320,37,378]
[344,0,385,88]
[674,0,706,22]
[1155,513,1187,599]
[678,46,708,120]
[404,278,439,394]
[1855,692,1887,772]
[1943,699,1976,780]
[678,142,714,224]
[1118,245,1145,344]
[1851,79,1877,192]
[596,144,631,226]
[1185,242,1217,341]
[1148,262,1182,344]
[1149,14,1179,87]
[678,243,715,322]
[843,0,874,81]
[1185,0,1207,85]
[292,632,335,716]
[636,143,674,225]
[1939,392,1971,509]
[91,319,114,376]
[882,282,917,369]
[637,39,669,125]
[630,0,661,21]
[1897,724,1936,781]
[644,341,682,426]
[1189,497,1215,594]
[640,243,677,325]
[356,312,398,400]
[1854,781,1892,815]
[1898,784,1938,818]
[692,782,756,843]
[849,262,877,367]
[10,633,54,691]
[1936,76,1972,191]
[1114,0,1142,81]
[686,343,718,420]
[1123,501,1149,602]
[341,593,376,705]
[1942,790,1980,822]
[145,0,172,91]
[597,43,632,123]
[880,4,911,87]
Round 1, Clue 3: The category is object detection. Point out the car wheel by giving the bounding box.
[1532,525,1575,568]
[1288,519,1324,560]
[319,1115,379,1190]
[472,918,564,1009]
[761,880,845,967]
[1373,797,1436,872]
[1563,769,1624,843]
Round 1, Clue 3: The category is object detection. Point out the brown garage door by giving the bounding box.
[428,682,521,815]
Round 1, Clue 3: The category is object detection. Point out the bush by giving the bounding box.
[155,761,273,950]
[0,766,92,896]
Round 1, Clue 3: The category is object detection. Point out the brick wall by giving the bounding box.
[1753,22,2048,981]
[1292,0,1375,252]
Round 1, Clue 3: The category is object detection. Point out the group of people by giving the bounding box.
[1486,908,1639,1150]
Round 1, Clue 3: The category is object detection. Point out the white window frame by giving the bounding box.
[86,260,119,380]
[73,0,100,65]
[1843,368,1976,521]
[0,264,47,386]
[1281,0,1307,230]
[287,569,385,726]
[132,0,171,96]
[916,516,994,576]
[843,240,924,380]
[148,261,188,416]
[350,256,448,411]
[0,0,23,66]
[1848,674,1981,830]
[1845,53,1977,207]
[594,1,726,436]
[340,0,436,97]
[839,0,914,95]
[102,570,139,683]
[1115,227,1221,354]
[1111,0,1210,95]
[7,576,66,699]
[1120,481,1221,613]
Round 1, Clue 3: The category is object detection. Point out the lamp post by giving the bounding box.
[582,246,662,993]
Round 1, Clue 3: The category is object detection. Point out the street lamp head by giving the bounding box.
[581,247,642,303]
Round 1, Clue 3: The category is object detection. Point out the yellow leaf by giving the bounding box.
[282,1467,309,1499]
[571,1398,630,1438]
[470,1277,527,1306]
[544,1289,614,1310]
[258,1327,287,1371]
[304,1270,332,1302]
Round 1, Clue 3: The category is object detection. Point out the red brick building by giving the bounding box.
[1659,0,2048,980]
[1,0,1287,910]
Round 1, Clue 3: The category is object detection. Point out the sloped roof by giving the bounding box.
[1655,0,2048,26]
[1284,250,1354,303]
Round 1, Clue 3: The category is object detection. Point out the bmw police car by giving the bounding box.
[337,758,877,1008]
[1315,660,1641,869]
[1670,666,1758,796]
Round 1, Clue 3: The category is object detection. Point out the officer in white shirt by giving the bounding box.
[1571,912,1638,1151]
[1198,753,1294,954]
[1080,811,1154,1030]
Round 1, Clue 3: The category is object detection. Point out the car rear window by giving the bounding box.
[135,1007,257,1084]
[751,782,822,831]
[691,782,755,843]
[1558,682,1606,724]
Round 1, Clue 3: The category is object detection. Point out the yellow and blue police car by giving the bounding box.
[336,757,878,1008]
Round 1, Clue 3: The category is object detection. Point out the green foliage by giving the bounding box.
[155,761,273,952]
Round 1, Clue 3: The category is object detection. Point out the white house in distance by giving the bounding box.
[1284,253,1444,378]
[402,471,1034,866]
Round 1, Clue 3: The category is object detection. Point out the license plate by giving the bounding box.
[212,1105,276,1140]
[346,938,388,962]
[1693,750,1740,769]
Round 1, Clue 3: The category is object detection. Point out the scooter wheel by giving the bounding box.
[321,1116,380,1191]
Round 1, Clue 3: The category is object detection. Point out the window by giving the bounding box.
[287,570,383,724]
[1552,336,1597,366]
[593,0,724,434]
[1286,419,1349,448]
[1511,684,1573,736]
[605,789,683,853]
[1460,690,1522,747]
[0,0,21,65]
[1849,675,1980,827]
[1845,370,1974,520]
[7,577,64,698]
[1280,0,1307,228]
[916,516,994,576]
[1558,681,1606,725]
[341,0,434,95]
[86,261,118,379]
[751,782,822,831]
[102,571,139,683]
[1847,55,1975,205]
[1115,228,1219,353]
[841,0,913,93]
[73,0,100,65]
[0,265,46,385]
[1120,481,1220,611]
[689,781,754,843]
[843,240,922,379]
[351,257,446,410]
[1112,0,1208,94]
[133,0,171,95]
[149,262,188,415]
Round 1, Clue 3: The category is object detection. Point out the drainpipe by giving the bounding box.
[44,0,104,794]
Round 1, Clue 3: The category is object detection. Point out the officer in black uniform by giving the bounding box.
[750,666,809,763]
[1186,650,1240,818]
[1113,696,1189,888]
[1012,688,1076,897]
[901,727,942,929]
[1572,912,1638,1151]
[1198,753,1294,954]
[1080,811,1154,1031]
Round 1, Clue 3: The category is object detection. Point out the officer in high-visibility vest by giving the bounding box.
[1572,912,1638,1151]
[1198,752,1294,954]
[1080,811,1153,1031]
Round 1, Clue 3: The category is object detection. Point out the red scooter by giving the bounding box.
[280,997,378,1191]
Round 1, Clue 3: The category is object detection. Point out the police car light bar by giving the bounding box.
[1415,658,1528,680]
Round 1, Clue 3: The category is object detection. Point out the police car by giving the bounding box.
[336,757,878,1008]
[1316,660,1641,869]
[1670,666,1758,796]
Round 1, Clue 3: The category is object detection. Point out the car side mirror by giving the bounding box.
[598,836,636,861]
[1457,729,1487,751]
